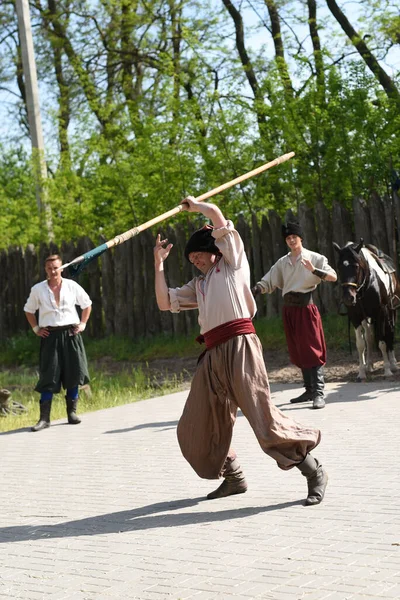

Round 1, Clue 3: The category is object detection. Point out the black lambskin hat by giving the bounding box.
[184,225,221,261]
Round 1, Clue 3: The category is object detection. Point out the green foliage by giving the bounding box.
[0,1,399,247]
[84,333,200,362]
[0,333,39,366]
[0,331,200,368]
[0,146,40,247]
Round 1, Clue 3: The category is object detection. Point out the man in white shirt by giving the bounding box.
[24,254,92,431]
[253,222,337,409]
[154,199,328,506]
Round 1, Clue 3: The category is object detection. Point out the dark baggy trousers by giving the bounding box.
[35,329,90,394]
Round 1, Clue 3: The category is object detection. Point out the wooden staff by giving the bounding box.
[59,151,295,273]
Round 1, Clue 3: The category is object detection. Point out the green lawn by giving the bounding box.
[0,313,361,433]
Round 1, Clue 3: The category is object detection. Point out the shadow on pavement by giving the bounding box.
[0,497,302,543]
[105,420,178,434]
[0,427,32,436]
[275,380,400,411]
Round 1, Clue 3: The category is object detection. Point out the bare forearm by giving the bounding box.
[80,306,92,323]
[155,264,171,310]
[325,271,337,282]
[25,312,37,328]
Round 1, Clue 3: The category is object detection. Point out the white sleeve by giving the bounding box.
[74,282,92,309]
[258,261,284,293]
[24,286,39,314]
[168,279,198,313]
[212,221,246,270]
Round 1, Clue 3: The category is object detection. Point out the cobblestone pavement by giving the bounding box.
[1,381,400,600]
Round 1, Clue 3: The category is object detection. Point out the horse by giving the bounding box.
[333,239,400,381]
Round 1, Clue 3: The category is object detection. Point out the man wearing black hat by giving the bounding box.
[154,201,328,506]
[253,222,337,409]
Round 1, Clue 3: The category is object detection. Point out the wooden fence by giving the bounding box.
[1,192,399,340]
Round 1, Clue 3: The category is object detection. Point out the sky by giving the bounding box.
[0,0,399,157]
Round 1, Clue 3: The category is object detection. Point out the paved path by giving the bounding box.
[1,381,400,600]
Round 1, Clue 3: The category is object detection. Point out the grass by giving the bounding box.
[0,365,188,433]
[0,313,374,433]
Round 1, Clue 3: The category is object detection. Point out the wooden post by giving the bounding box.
[15,0,54,240]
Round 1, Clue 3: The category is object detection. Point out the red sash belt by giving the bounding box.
[196,318,255,350]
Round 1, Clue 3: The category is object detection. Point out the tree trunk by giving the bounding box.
[263,0,294,101]
[326,0,400,105]
[47,0,71,162]
[307,0,325,103]
[221,0,267,129]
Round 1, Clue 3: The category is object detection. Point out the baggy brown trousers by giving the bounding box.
[177,333,321,480]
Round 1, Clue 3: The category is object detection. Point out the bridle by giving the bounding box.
[340,257,368,296]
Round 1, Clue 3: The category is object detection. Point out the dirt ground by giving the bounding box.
[93,347,400,388]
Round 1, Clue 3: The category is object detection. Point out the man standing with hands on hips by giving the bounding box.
[253,222,337,409]
[24,254,92,431]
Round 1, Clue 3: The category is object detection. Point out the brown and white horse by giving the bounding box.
[333,240,400,380]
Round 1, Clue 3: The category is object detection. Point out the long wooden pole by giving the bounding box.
[59,151,295,271]
[107,151,295,247]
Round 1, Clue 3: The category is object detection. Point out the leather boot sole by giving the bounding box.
[31,421,50,432]
[290,393,313,404]
[207,480,248,500]
[67,416,81,424]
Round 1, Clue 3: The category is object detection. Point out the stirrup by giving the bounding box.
[389,295,400,310]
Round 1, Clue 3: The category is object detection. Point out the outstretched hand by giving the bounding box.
[251,284,262,298]
[154,234,173,265]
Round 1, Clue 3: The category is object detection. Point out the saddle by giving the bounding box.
[364,244,396,274]
[364,244,400,309]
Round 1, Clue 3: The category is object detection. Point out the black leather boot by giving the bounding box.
[207,458,248,500]
[31,400,52,432]
[66,398,81,424]
[290,368,313,403]
[311,366,325,409]
[296,454,328,505]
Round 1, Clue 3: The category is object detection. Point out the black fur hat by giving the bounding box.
[282,221,303,240]
[184,225,221,261]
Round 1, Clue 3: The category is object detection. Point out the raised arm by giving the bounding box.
[181,197,228,229]
[154,234,173,311]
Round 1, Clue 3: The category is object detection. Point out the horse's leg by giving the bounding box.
[389,349,398,372]
[388,309,398,372]
[364,320,374,373]
[355,325,367,381]
[385,310,398,373]
[378,340,394,377]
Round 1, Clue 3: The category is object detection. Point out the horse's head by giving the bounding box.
[333,239,365,307]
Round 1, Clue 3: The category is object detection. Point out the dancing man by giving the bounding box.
[153,198,328,505]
